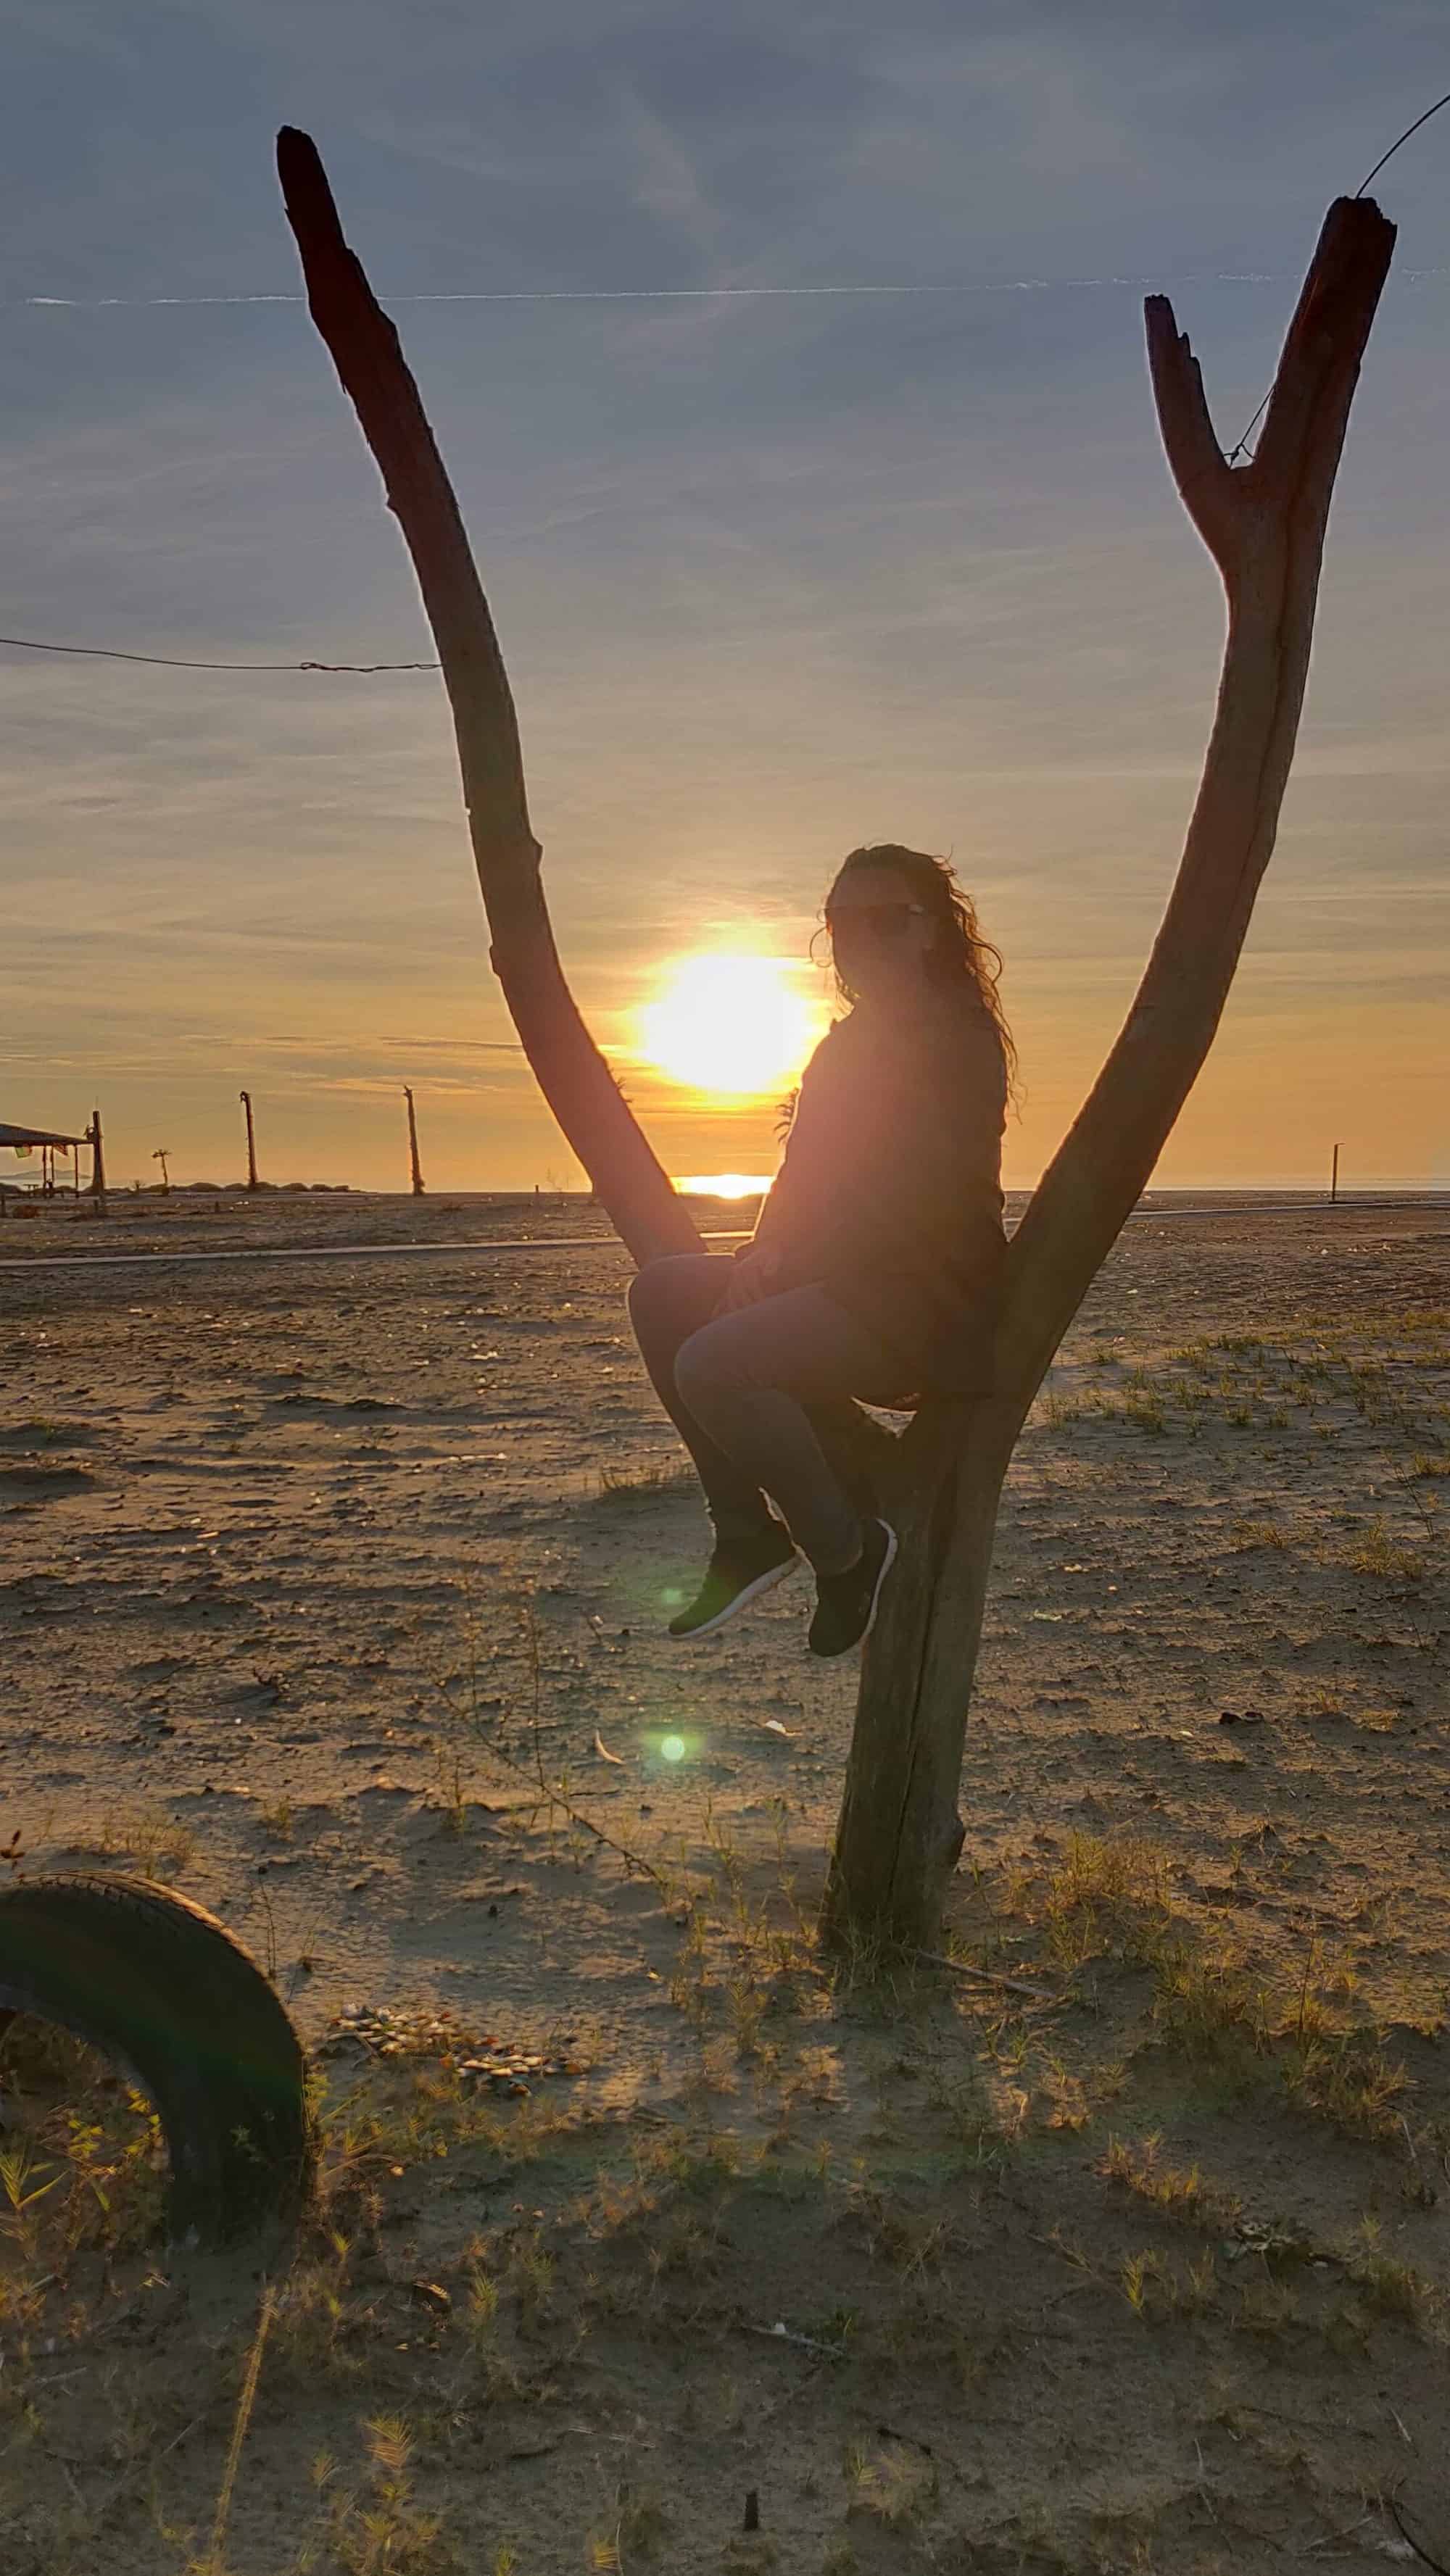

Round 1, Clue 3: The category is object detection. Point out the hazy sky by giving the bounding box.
[2,1,1446,1192]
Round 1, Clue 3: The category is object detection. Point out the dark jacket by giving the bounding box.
[738,986,1008,1400]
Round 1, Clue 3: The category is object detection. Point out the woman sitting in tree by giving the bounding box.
[627,843,1016,1658]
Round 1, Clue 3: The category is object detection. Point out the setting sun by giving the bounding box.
[637,953,825,1096]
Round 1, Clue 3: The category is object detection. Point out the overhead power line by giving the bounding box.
[5,87,1448,680]
[1356,86,1450,195]
[0,633,439,673]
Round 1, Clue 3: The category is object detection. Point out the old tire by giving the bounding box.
[0,1873,312,2246]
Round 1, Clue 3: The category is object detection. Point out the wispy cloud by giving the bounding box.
[4,0,1449,1188]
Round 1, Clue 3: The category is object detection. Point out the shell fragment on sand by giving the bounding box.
[320,2000,583,2095]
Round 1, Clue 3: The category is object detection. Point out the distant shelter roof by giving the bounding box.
[0,1122,86,1148]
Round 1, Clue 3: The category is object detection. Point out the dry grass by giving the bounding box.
[1,1269,1446,2571]
[594,1459,697,1500]
[4,1819,1448,2573]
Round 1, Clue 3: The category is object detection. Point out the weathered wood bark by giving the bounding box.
[822,194,1396,1947]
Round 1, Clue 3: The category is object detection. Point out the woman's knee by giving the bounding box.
[627,1252,720,1343]
[672,1318,737,1414]
[627,1254,684,1337]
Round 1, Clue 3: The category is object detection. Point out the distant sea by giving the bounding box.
[674,1181,1448,1213]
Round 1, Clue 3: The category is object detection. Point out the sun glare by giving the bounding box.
[637,952,823,1096]
[676,1171,773,1198]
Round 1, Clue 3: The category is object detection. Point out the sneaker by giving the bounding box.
[807,1516,898,1659]
[666,1521,799,1640]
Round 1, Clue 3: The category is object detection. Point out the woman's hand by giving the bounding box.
[713,1243,783,1314]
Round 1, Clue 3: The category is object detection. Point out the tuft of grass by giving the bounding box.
[594,1460,695,1500]
[1341,2217,1439,2327]
[1284,2029,1410,2145]
[1013,1833,1173,1969]
[1124,1391,1168,1434]
[1227,1518,1288,1550]
[1301,1683,1343,1718]
[1119,2246,1174,2318]
[1152,1937,1269,2072]
[1097,2132,1240,2233]
[587,2482,669,2567]
[1038,1389,1100,1427]
[1338,1516,1425,1584]
[87,1804,198,1880]
[0,2019,166,2270]
[844,2443,937,2527]
[314,2413,458,2575]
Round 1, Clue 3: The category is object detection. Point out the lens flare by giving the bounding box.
[660,1734,687,1764]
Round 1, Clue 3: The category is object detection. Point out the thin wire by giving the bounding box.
[1219,86,1450,467]
[6,92,1449,668]
[1356,86,1450,195]
[0,633,439,672]
[1226,396,1269,466]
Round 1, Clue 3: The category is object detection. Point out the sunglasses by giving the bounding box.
[825,901,929,942]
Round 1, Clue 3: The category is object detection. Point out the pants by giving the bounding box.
[625,1252,908,1574]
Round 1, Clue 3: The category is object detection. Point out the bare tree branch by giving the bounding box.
[994,194,1395,1416]
[276,125,698,1268]
[1143,302,1238,567]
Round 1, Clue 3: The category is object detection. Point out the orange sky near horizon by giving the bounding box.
[6,786,1446,1198]
[14,940,1441,1200]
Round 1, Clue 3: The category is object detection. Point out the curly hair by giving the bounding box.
[814,842,1019,1102]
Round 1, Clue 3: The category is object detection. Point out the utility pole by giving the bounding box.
[404,1085,425,1196]
[240,1090,260,1192]
[1330,1142,1342,1205]
[152,1148,171,1194]
[87,1109,107,1207]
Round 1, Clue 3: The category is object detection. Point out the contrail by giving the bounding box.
[9,265,1447,313]
[6,272,1287,312]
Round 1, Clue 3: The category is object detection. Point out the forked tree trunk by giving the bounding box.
[278,132,1393,1948]
[825,194,1394,1945]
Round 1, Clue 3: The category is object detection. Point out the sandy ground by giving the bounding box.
[0,1189,1446,2573]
